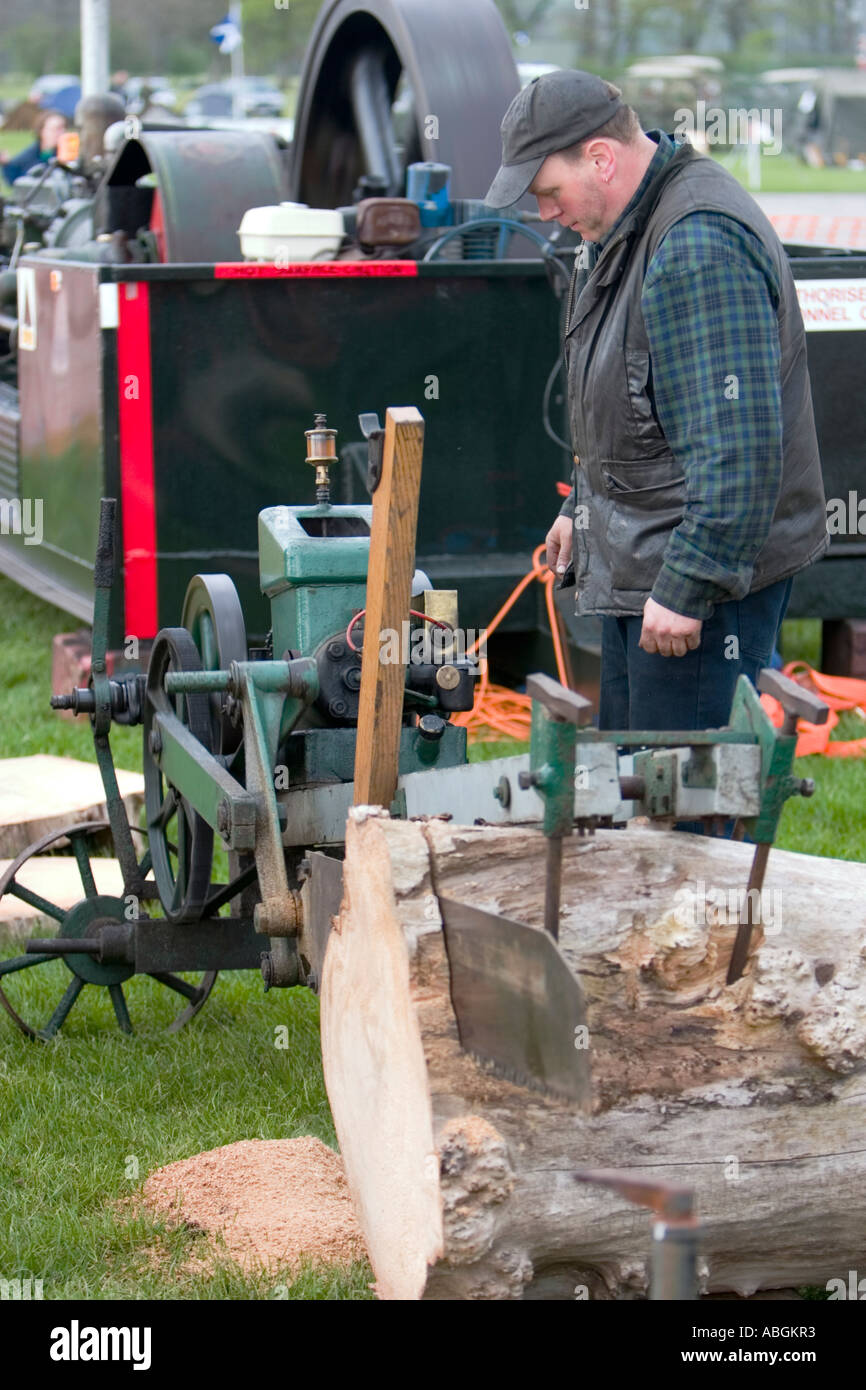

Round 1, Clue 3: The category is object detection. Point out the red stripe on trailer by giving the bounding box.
[213,261,419,278]
[117,281,158,640]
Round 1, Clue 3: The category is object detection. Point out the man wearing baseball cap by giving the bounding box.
[487,70,828,735]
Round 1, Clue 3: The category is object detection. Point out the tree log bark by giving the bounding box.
[321,809,866,1300]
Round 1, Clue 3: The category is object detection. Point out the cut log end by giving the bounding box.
[322,812,866,1299]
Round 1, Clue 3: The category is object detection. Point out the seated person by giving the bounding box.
[1,110,68,187]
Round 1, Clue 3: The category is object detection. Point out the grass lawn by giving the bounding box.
[0,577,863,1300]
[715,149,866,194]
[0,129,35,194]
[0,577,373,1299]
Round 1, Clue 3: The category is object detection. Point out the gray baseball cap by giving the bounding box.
[485,69,623,208]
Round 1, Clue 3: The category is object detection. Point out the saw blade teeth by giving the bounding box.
[466,1048,570,1100]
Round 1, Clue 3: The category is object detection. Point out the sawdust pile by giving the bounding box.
[143,1137,368,1273]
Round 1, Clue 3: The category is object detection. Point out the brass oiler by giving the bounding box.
[305,413,338,505]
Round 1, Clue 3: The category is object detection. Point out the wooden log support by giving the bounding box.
[353,406,424,810]
[322,811,866,1300]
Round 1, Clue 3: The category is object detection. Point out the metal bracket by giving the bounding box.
[635,750,676,818]
[358,411,385,493]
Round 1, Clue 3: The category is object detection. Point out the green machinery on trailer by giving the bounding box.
[0,408,830,1054]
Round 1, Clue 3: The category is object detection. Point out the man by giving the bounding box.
[485,70,828,733]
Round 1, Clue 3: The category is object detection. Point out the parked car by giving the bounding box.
[185,78,284,120]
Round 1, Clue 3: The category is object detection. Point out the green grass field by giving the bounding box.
[1,575,863,1300]
[710,149,866,193]
[0,576,374,1299]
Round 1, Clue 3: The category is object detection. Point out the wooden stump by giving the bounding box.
[321,809,866,1300]
[0,756,144,857]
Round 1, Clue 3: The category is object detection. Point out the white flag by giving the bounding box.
[209,16,243,54]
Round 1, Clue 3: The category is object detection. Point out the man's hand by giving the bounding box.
[639,596,702,657]
[545,515,573,575]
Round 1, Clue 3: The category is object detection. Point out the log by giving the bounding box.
[321,809,866,1300]
[0,756,144,857]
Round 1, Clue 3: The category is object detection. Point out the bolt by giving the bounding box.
[417,713,446,741]
[260,951,273,991]
[493,776,511,808]
[435,664,460,691]
[343,666,362,690]
[798,778,815,798]
[224,694,242,728]
[329,697,348,719]
[326,641,344,661]
[517,770,539,790]
[148,728,162,757]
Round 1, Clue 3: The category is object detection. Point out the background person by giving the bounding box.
[1,109,68,187]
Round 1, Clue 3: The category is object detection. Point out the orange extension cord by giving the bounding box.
[451,544,568,742]
[761,661,866,758]
[451,544,866,757]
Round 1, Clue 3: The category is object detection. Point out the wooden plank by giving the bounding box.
[353,407,424,808]
[0,756,144,857]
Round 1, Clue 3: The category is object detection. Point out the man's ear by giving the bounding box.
[583,138,615,176]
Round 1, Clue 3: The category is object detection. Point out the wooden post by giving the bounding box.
[353,407,424,808]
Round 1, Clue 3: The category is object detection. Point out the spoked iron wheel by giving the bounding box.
[0,823,217,1039]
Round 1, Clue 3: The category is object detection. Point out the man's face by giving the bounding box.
[529,150,609,243]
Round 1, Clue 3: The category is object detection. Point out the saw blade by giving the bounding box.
[438,895,591,1106]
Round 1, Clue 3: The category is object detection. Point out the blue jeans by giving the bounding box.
[599,578,793,835]
[599,577,793,732]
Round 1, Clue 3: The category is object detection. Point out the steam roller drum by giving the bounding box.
[103,130,289,262]
[291,0,520,208]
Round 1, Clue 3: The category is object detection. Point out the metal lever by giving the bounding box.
[757,669,830,727]
[727,667,828,985]
[521,674,592,940]
[574,1170,699,1300]
[525,672,592,726]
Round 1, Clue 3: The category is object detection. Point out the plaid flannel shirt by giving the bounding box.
[564,132,783,620]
